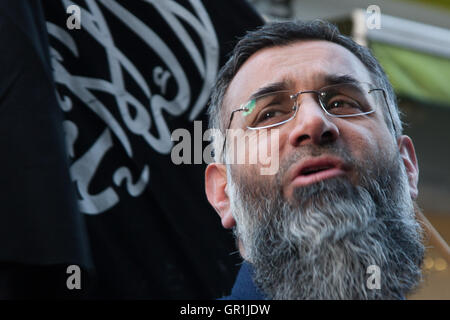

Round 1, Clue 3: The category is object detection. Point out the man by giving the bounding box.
[205,20,425,300]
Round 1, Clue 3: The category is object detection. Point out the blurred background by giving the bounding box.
[249,0,450,299]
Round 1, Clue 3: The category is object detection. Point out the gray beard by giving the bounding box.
[227,146,424,300]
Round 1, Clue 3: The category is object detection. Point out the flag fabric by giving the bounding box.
[0,0,93,298]
[38,0,263,298]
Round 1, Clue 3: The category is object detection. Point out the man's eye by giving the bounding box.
[263,110,278,119]
[327,100,362,111]
[256,109,279,122]
[329,101,346,109]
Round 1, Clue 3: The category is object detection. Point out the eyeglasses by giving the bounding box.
[221,82,394,158]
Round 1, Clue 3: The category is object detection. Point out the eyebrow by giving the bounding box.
[245,74,360,104]
[324,74,359,86]
[247,81,291,102]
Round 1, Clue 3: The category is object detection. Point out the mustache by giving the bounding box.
[231,141,396,214]
[231,143,365,219]
[275,143,359,187]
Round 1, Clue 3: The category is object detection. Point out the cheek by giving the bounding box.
[340,121,395,168]
[226,130,258,165]
[276,129,291,160]
[255,129,281,172]
[230,129,282,179]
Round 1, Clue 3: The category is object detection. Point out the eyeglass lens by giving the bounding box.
[242,82,377,129]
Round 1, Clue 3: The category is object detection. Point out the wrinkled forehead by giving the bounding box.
[223,40,373,120]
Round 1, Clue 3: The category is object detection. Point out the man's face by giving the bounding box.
[206,40,424,299]
[224,40,397,200]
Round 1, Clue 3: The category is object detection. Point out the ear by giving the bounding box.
[397,135,419,199]
[205,163,235,229]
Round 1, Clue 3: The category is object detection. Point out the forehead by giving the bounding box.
[224,40,372,115]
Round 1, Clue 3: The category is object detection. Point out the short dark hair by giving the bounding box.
[208,20,402,161]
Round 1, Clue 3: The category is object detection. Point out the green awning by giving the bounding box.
[370,41,450,107]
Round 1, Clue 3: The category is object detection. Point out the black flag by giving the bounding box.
[37,0,263,298]
[0,0,93,298]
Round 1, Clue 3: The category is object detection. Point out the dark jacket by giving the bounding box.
[220,262,266,300]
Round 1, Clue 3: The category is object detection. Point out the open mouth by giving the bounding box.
[290,157,347,188]
[300,165,335,176]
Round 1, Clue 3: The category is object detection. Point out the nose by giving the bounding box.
[287,94,340,147]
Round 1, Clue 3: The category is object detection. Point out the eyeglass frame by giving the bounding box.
[220,82,397,160]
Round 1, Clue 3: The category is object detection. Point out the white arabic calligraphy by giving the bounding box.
[47,0,219,214]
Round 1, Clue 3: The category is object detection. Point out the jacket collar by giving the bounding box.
[220,261,267,300]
